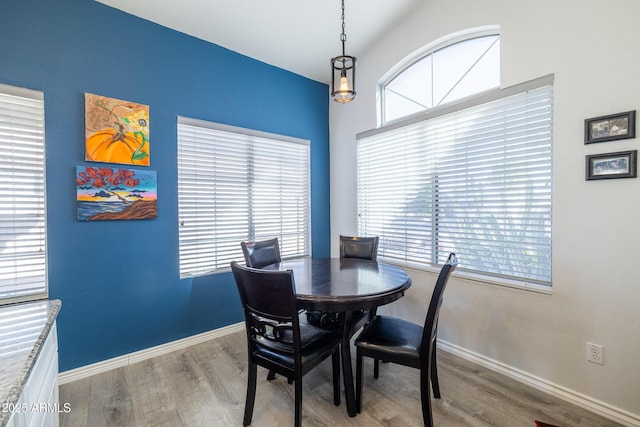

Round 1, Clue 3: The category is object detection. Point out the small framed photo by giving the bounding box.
[586,150,637,180]
[584,110,636,144]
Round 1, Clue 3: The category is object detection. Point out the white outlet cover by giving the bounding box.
[587,342,604,365]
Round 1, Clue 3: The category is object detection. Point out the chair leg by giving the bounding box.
[355,350,363,413]
[267,369,276,381]
[243,361,257,426]
[431,345,441,399]
[373,358,379,379]
[420,367,434,427]
[294,374,303,427]
[332,347,341,406]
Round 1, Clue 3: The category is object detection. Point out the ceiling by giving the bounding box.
[96,0,420,83]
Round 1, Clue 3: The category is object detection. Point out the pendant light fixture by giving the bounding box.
[331,0,356,103]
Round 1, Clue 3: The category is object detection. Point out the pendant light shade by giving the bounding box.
[331,0,356,103]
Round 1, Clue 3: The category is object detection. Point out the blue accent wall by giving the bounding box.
[0,0,330,371]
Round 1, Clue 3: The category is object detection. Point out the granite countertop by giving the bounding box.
[0,299,61,426]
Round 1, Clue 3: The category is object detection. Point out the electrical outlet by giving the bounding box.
[587,342,604,365]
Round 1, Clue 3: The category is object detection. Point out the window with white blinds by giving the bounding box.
[0,83,47,303]
[358,76,553,287]
[177,117,311,278]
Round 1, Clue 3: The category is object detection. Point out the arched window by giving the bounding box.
[362,29,553,290]
[380,29,500,125]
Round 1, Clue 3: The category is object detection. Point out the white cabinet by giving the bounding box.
[26,323,59,427]
[5,323,60,427]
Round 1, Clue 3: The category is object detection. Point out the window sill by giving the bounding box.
[0,292,49,307]
[383,260,552,295]
[452,270,552,295]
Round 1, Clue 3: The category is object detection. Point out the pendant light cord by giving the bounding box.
[340,0,347,56]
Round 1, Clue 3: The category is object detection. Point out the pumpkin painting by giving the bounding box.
[85,93,150,166]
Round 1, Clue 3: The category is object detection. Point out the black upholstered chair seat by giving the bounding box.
[255,322,341,355]
[254,329,341,372]
[355,316,422,368]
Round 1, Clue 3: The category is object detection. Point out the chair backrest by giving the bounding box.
[230,261,301,353]
[241,238,281,268]
[420,253,458,359]
[339,235,379,261]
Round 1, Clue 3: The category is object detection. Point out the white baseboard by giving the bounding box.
[58,322,244,385]
[438,340,640,427]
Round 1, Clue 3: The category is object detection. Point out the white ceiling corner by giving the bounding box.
[95,0,420,83]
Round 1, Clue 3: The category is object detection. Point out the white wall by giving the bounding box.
[330,0,640,424]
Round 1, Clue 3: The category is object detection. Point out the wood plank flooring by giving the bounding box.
[59,331,622,427]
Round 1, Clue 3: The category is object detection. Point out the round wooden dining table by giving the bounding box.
[264,257,412,417]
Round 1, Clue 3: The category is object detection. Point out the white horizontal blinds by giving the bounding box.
[0,301,48,357]
[251,137,311,260]
[178,124,250,277]
[177,119,310,277]
[433,85,553,283]
[358,82,553,285]
[0,84,46,302]
[358,125,437,265]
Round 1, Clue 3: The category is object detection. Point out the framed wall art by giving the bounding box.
[585,150,637,180]
[584,110,636,144]
[85,93,150,166]
[76,166,157,221]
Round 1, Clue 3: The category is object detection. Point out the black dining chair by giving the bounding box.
[354,253,458,427]
[341,235,380,334]
[241,237,281,268]
[241,237,287,382]
[306,235,379,333]
[230,262,342,427]
[339,235,379,260]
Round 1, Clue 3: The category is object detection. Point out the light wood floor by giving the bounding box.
[59,331,621,427]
